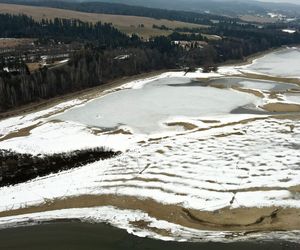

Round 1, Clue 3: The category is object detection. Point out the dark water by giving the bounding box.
[0,222,299,250]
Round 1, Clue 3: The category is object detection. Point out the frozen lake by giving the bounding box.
[54,48,300,134]
[1,47,300,243]
[207,77,300,91]
[284,93,300,103]
[247,47,300,78]
[55,77,259,133]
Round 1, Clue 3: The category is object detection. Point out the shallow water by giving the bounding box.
[0,222,299,250]
[55,77,259,133]
[207,77,299,91]
[247,47,300,77]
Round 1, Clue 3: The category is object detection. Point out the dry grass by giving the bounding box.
[0,3,207,39]
[239,15,276,24]
[26,62,42,73]
[0,38,35,48]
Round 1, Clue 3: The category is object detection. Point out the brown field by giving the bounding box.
[239,15,276,24]
[0,38,35,48]
[0,3,208,39]
[26,62,42,73]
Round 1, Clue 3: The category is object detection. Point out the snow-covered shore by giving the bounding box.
[0,47,300,242]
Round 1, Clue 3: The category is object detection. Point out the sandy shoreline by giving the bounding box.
[1,194,299,233]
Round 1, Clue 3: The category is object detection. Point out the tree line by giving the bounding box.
[0,14,135,47]
[0,147,120,186]
[1,13,300,111]
[0,40,180,111]
[209,21,300,61]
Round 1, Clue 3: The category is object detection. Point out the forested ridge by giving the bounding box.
[0,14,179,110]
[0,45,179,110]
[0,0,232,25]
[0,14,133,46]
[1,13,300,112]
[3,0,300,17]
[208,22,300,61]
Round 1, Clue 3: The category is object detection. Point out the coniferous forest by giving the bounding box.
[1,13,300,111]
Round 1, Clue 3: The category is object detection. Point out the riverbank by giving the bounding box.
[217,46,289,67]
[0,69,169,121]
[0,46,290,121]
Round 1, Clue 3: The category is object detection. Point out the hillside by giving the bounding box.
[92,0,300,16]
[0,3,207,39]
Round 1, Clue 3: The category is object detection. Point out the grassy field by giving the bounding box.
[0,3,208,39]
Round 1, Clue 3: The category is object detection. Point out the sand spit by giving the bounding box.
[262,103,300,112]
[165,122,198,131]
[0,195,299,233]
[232,86,265,98]
[239,73,300,87]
